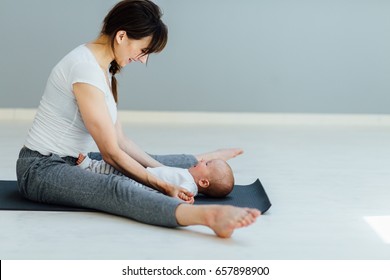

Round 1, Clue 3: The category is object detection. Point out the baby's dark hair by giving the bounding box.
[201,160,234,198]
[101,0,168,103]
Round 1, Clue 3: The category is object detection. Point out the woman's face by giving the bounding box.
[115,32,151,67]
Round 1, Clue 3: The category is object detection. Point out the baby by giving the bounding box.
[77,154,234,198]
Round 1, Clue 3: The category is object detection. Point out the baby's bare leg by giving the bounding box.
[195,148,244,162]
[176,204,261,238]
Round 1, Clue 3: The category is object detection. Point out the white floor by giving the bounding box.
[0,114,389,260]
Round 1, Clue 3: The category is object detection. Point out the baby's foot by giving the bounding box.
[76,153,86,165]
[195,148,244,162]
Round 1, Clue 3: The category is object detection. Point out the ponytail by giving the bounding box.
[109,60,120,103]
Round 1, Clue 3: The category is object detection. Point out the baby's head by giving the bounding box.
[188,159,234,198]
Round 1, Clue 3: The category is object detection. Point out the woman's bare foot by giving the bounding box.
[176,204,261,238]
[195,148,244,162]
[206,206,261,238]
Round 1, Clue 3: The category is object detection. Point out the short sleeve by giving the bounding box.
[181,182,198,195]
[68,62,108,94]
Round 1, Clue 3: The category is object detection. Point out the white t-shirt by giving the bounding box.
[25,44,117,157]
[147,166,198,195]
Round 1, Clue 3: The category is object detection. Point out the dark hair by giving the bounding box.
[101,0,168,103]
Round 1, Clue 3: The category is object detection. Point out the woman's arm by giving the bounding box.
[73,83,193,201]
[115,119,163,168]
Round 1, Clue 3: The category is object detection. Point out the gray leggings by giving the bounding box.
[16,147,198,227]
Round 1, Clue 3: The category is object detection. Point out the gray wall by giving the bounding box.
[1,0,389,113]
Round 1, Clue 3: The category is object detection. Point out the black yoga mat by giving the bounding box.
[195,179,271,213]
[0,179,271,214]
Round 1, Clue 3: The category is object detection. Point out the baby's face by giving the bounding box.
[189,159,217,178]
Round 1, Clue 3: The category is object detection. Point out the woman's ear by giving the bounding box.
[198,179,210,189]
[115,30,127,44]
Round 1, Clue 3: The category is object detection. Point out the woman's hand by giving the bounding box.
[166,184,195,204]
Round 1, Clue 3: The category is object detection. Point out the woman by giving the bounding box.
[16,0,260,238]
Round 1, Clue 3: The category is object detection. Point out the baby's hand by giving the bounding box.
[167,184,194,204]
[179,191,195,204]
